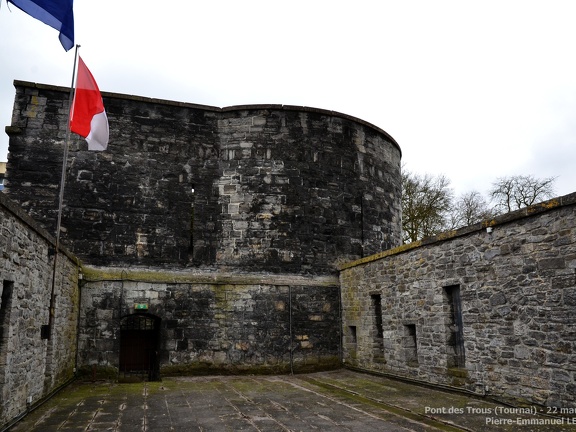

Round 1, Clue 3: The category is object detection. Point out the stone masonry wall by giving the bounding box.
[78,267,340,376]
[3,80,400,387]
[341,193,576,409]
[0,193,80,428]
[5,81,402,274]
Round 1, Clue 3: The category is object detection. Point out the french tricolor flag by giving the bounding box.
[70,57,109,151]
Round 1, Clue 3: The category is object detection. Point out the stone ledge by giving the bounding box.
[4,126,22,136]
[81,265,340,287]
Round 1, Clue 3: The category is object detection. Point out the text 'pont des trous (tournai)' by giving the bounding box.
[425,405,576,427]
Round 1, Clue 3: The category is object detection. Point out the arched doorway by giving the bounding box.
[119,313,160,381]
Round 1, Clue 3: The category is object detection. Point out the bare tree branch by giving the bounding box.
[490,175,556,214]
[402,170,453,243]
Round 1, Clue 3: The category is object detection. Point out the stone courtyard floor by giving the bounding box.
[8,369,576,431]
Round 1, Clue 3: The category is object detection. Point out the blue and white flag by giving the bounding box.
[8,0,74,51]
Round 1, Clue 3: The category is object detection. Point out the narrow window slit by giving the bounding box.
[444,285,465,368]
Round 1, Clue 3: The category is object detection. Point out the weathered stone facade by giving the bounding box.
[78,267,340,376]
[5,81,402,272]
[5,81,402,383]
[0,193,80,428]
[3,77,576,423]
[340,193,576,408]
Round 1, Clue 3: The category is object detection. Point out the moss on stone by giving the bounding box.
[77,365,119,380]
[161,362,292,376]
[80,266,338,288]
[160,356,340,377]
[447,368,468,378]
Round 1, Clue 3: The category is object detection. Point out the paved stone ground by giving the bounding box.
[8,369,576,431]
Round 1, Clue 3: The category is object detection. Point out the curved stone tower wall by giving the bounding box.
[6,81,402,275]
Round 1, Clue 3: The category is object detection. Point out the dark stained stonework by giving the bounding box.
[5,81,402,274]
[3,80,401,396]
[77,269,341,377]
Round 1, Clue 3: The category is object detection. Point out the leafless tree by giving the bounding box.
[402,172,557,243]
[490,175,556,214]
[449,191,495,229]
[402,170,453,243]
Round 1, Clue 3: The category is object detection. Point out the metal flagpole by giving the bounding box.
[55,43,81,250]
[47,44,80,338]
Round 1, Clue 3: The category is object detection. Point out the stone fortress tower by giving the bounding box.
[5,81,403,376]
[6,81,402,271]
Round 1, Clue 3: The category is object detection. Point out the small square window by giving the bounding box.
[349,326,357,345]
[41,324,51,340]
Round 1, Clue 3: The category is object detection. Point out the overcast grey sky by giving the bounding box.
[1,1,575,198]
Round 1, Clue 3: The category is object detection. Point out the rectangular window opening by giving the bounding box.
[370,294,384,340]
[370,294,385,361]
[0,281,14,344]
[444,285,465,368]
[404,324,418,366]
[188,186,195,255]
[348,326,357,345]
[41,325,51,340]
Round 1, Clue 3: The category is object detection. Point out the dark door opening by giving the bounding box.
[119,313,160,381]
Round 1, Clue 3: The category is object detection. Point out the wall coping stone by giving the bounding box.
[339,191,576,270]
[81,265,340,287]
